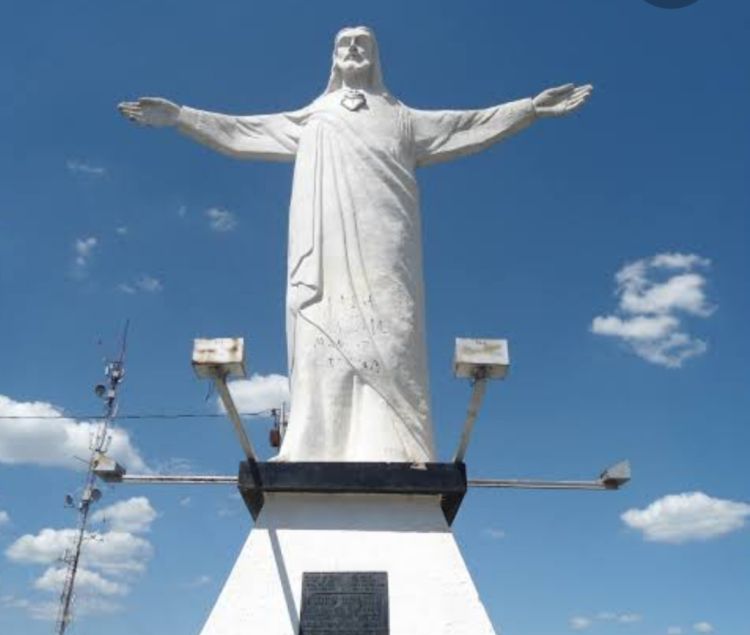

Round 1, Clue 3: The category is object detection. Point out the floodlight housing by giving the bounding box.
[453,338,509,380]
[600,460,631,489]
[192,338,247,379]
[93,455,126,483]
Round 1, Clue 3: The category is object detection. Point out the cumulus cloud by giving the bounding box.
[622,492,750,543]
[91,497,157,534]
[591,252,714,367]
[220,374,290,415]
[0,394,147,472]
[206,207,238,232]
[34,566,128,596]
[693,623,714,633]
[5,497,158,621]
[72,236,98,276]
[66,160,106,177]
[6,527,153,574]
[117,274,163,295]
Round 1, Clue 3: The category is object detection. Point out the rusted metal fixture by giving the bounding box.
[452,338,509,463]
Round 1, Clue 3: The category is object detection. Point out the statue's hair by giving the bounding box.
[322,26,389,96]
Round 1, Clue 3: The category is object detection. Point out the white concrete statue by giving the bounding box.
[119,26,591,464]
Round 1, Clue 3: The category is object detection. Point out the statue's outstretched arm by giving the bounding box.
[118,97,303,162]
[412,83,592,167]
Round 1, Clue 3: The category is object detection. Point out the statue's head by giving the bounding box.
[323,26,387,95]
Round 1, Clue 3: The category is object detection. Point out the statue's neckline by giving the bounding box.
[340,89,367,112]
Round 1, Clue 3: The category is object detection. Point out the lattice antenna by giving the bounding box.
[55,321,129,635]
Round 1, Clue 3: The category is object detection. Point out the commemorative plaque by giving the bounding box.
[299,571,389,635]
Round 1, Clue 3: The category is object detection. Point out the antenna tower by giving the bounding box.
[55,321,129,635]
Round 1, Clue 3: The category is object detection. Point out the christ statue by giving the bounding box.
[119,26,592,464]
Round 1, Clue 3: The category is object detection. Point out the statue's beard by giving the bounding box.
[336,62,372,89]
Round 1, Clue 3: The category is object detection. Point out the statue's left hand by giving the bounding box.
[533,83,593,117]
[117,97,181,127]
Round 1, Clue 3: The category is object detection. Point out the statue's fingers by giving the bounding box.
[571,85,592,98]
[546,83,575,96]
[139,96,164,106]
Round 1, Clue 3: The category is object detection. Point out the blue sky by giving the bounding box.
[1,0,748,634]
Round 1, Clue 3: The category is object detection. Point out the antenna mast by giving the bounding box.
[56,321,129,635]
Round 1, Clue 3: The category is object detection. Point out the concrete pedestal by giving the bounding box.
[200,493,496,634]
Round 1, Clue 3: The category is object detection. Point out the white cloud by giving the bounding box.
[117,274,163,295]
[668,627,684,635]
[91,497,157,533]
[6,527,153,574]
[220,374,290,415]
[591,252,713,367]
[115,226,128,235]
[617,614,642,624]
[185,574,212,588]
[0,510,9,526]
[66,160,106,177]
[570,616,592,630]
[622,492,750,543]
[34,566,128,596]
[693,623,714,633]
[206,207,237,232]
[482,528,506,540]
[0,394,147,472]
[177,205,187,218]
[179,496,192,507]
[72,236,98,276]
[4,500,157,621]
[1,595,58,621]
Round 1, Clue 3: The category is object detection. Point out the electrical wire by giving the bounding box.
[0,410,271,421]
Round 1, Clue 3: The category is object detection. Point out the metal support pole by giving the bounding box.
[453,372,489,463]
[469,478,612,490]
[213,373,258,464]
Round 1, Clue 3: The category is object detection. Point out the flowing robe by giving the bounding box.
[178,92,536,462]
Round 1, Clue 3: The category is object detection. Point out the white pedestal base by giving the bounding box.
[200,493,496,635]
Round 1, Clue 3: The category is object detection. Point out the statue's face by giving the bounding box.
[334,28,374,81]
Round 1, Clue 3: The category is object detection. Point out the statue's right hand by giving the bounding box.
[117,97,180,127]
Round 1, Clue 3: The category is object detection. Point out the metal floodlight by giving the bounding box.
[192,338,247,380]
[192,337,258,466]
[94,384,107,399]
[93,454,126,483]
[452,337,509,463]
[600,460,631,489]
[453,338,509,380]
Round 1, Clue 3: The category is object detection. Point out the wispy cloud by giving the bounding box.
[117,274,163,295]
[570,617,592,630]
[72,236,98,277]
[184,574,212,588]
[693,622,714,633]
[0,510,9,526]
[206,207,237,232]
[622,492,750,543]
[591,252,714,367]
[482,528,506,540]
[570,612,642,630]
[0,394,147,472]
[667,627,684,635]
[115,226,128,236]
[66,159,106,177]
